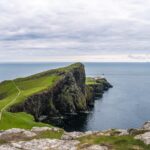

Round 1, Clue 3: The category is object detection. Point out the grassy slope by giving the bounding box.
[13,75,60,105]
[0,112,51,130]
[0,63,82,130]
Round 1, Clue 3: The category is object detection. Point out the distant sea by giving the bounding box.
[1,62,150,131]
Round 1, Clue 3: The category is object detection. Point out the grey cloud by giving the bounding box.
[0,0,150,62]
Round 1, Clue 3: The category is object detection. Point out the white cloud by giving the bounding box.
[0,0,150,62]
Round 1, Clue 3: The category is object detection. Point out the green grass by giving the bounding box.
[86,77,97,85]
[35,130,64,139]
[0,111,52,130]
[0,81,18,110]
[14,75,61,105]
[86,77,109,87]
[0,76,61,110]
[78,135,150,150]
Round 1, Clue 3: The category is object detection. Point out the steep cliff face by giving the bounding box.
[9,63,112,121]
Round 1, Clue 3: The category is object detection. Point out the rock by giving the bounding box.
[85,131,96,135]
[82,145,108,150]
[38,115,47,121]
[0,128,36,141]
[10,139,80,150]
[61,131,98,140]
[142,121,150,130]
[61,132,84,140]
[128,128,148,136]
[116,129,129,136]
[0,128,26,135]
[31,127,60,133]
[135,132,150,145]
[0,145,19,150]
[128,128,139,135]
[0,137,108,150]
[22,130,36,138]
[96,132,106,136]
[95,129,129,136]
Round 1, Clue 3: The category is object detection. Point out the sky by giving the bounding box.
[0,0,150,62]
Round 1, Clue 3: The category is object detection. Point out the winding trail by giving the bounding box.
[0,81,21,121]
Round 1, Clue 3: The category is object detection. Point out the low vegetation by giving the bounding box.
[35,129,64,139]
[0,128,64,145]
[0,112,52,130]
[78,134,150,150]
[86,77,97,85]
[86,77,107,85]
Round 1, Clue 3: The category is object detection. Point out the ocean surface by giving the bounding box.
[1,62,150,131]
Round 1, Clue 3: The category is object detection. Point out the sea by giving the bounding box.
[1,62,150,131]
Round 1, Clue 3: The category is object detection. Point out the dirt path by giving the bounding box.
[0,81,21,121]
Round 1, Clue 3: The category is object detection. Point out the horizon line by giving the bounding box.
[0,61,150,63]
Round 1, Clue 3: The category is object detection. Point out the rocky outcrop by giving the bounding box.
[134,121,150,145]
[1,121,150,149]
[9,63,112,121]
[142,121,150,130]
[0,127,108,150]
[135,132,150,145]
[85,78,112,107]
[0,139,80,150]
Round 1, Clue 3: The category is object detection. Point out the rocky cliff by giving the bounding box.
[9,63,112,121]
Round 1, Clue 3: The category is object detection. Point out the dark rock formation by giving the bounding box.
[9,63,112,121]
[85,78,112,107]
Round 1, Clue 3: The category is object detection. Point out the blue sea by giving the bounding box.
[1,62,150,131]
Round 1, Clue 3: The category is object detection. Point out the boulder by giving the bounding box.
[142,121,150,130]
[135,132,150,145]
[0,128,36,141]
[0,145,19,150]
[116,129,129,136]
[31,127,60,133]
[82,145,108,150]
[61,132,84,140]
[61,131,98,140]
[10,139,80,150]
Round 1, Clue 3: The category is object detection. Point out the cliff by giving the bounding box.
[9,63,112,121]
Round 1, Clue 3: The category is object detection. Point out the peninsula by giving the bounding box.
[0,63,112,130]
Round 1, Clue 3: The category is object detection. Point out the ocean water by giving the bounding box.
[1,62,150,131]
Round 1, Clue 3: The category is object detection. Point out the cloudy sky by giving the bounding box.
[0,0,150,62]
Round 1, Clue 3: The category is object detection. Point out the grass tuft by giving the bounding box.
[78,135,150,150]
